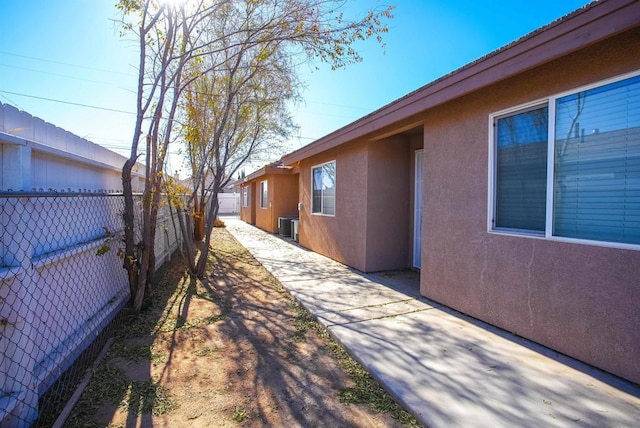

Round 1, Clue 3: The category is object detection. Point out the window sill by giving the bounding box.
[311,212,335,217]
[488,229,640,251]
[491,228,545,238]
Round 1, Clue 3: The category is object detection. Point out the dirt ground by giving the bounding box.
[64,227,416,427]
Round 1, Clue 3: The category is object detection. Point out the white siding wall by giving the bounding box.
[218,192,240,214]
[0,102,144,193]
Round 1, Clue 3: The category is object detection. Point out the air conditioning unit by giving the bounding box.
[278,217,292,236]
[290,219,299,241]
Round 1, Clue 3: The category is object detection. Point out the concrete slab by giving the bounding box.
[316,299,437,327]
[328,308,640,427]
[224,217,640,427]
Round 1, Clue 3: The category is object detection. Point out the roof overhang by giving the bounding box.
[243,162,295,182]
[282,0,640,165]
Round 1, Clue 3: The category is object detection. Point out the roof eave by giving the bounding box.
[282,0,640,165]
[244,164,293,182]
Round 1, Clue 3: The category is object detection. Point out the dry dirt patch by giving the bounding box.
[64,227,419,427]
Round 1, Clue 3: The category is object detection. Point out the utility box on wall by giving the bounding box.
[278,217,292,236]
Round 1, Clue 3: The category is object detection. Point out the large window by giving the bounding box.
[312,160,336,215]
[242,186,249,207]
[490,72,640,248]
[260,180,268,209]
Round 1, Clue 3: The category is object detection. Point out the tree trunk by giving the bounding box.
[176,205,197,274]
[122,158,140,306]
[193,194,205,241]
[131,181,162,312]
[195,192,219,278]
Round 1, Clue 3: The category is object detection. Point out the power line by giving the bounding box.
[0,91,334,145]
[0,93,25,111]
[88,136,131,143]
[0,52,379,115]
[0,90,136,115]
[0,50,135,76]
[2,89,361,122]
[0,63,136,93]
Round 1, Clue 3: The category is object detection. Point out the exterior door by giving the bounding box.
[413,150,423,268]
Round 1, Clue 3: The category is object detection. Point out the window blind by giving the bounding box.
[554,75,640,245]
[495,106,549,232]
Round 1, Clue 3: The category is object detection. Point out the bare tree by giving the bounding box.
[118,0,394,312]
[177,2,303,279]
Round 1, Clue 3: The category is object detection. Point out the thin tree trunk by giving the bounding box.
[177,205,197,274]
[195,192,220,278]
[165,193,185,259]
[122,159,140,305]
[193,194,204,241]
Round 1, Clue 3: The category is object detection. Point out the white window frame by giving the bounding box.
[260,180,268,209]
[489,101,549,236]
[311,160,336,217]
[488,70,640,251]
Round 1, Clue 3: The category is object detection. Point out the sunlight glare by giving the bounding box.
[160,0,190,8]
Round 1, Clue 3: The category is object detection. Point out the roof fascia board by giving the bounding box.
[244,165,292,182]
[244,168,266,181]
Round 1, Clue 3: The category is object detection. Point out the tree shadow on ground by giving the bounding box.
[226,219,640,427]
[179,233,404,426]
[61,252,190,427]
[64,228,406,427]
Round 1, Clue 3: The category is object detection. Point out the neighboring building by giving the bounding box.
[0,102,145,193]
[242,0,639,384]
[240,161,299,234]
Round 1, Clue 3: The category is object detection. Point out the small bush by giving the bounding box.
[232,406,249,423]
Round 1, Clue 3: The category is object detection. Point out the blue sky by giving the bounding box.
[0,0,591,175]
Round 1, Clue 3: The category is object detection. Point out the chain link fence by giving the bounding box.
[0,193,183,427]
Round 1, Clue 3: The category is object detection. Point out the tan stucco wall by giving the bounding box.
[253,173,298,234]
[298,134,423,272]
[364,136,410,271]
[420,29,640,384]
[272,173,299,220]
[298,142,369,270]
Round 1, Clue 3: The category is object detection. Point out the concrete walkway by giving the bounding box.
[223,218,640,427]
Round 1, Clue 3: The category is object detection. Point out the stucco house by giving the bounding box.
[261,0,639,385]
[240,161,299,234]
